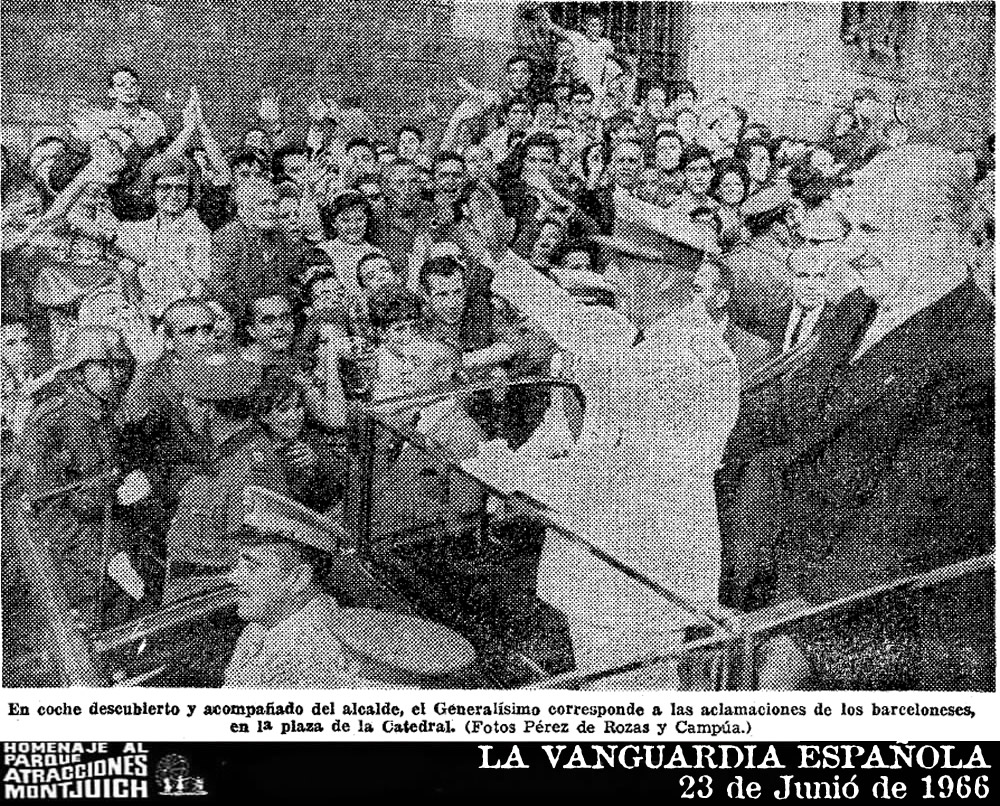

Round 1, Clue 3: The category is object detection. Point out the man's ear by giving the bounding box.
[287,562,313,596]
[108,87,117,101]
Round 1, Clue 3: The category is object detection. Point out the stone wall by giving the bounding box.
[685,2,994,150]
[1,0,516,160]
[3,2,993,162]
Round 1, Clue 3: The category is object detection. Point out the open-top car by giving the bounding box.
[4,373,993,690]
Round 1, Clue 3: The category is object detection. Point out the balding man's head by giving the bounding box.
[162,298,215,359]
[849,145,973,236]
[846,145,972,301]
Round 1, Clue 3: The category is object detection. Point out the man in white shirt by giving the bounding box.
[481,97,533,166]
[116,166,211,320]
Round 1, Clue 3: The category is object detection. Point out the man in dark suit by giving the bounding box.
[575,138,644,235]
[716,145,994,691]
[204,178,304,326]
[760,246,835,352]
[692,257,776,383]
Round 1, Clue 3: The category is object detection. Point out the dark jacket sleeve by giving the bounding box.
[205,224,245,318]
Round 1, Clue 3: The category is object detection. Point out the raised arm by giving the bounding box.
[439,93,492,155]
[198,108,232,186]
[138,87,201,188]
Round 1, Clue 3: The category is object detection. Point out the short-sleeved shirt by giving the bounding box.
[117,210,212,318]
[224,594,367,688]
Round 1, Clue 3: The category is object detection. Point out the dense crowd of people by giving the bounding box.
[2,2,994,689]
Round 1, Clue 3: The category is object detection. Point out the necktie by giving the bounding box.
[786,308,805,351]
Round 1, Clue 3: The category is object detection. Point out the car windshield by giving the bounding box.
[350,376,733,688]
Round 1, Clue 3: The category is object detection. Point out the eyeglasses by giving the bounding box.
[255,312,294,326]
[178,323,215,337]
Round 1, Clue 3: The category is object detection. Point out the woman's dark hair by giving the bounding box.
[580,142,606,178]
[271,143,309,179]
[669,80,697,103]
[519,131,560,165]
[678,143,713,171]
[320,190,371,241]
[418,255,465,292]
[708,159,750,206]
[367,286,423,333]
[229,149,269,172]
[655,129,684,149]
[396,125,425,143]
[344,137,375,155]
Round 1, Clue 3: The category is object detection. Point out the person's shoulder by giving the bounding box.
[728,320,773,352]
[212,217,245,241]
[936,279,994,376]
[274,595,343,643]
[23,392,69,441]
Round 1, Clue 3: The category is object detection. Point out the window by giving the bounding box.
[547,2,686,97]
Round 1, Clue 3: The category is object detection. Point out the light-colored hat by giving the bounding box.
[595,188,722,331]
[327,607,476,682]
[241,485,349,556]
[58,326,134,372]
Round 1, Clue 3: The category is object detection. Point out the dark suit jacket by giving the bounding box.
[759,301,834,350]
[724,320,777,382]
[205,219,304,322]
[716,279,995,689]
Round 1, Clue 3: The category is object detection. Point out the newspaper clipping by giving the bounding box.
[1,0,995,799]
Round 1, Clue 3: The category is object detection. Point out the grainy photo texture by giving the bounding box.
[1,0,994,692]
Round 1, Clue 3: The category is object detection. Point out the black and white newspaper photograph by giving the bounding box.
[1,0,996,800]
